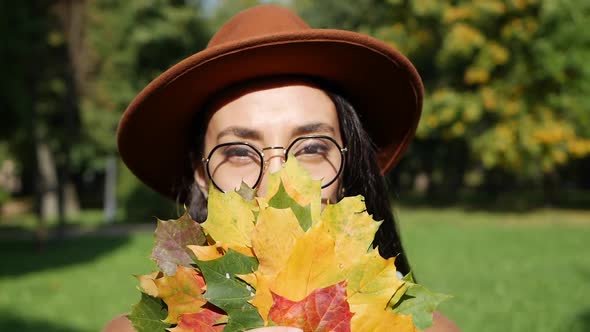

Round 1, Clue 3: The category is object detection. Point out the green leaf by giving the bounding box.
[152,212,206,275]
[128,293,170,332]
[391,282,452,330]
[236,181,255,201]
[402,272,416,283]
[196,250,263,331]
[268,182,312,231]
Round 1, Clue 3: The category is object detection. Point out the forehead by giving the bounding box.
[204,79,340,142]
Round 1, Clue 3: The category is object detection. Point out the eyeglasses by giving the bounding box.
[202,135,347,192]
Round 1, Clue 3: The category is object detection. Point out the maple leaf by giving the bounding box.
[251,207,304,277]
[151,212,206,275]
[345,250,411,331]
[187,245,224,261]
[349,307,416,332]
[320,196,381,270]
[169,305,226,332]
[271,225,345,302]
[242,271,274,324]
[128,293,170,332]
[188,243,255,263]
[346,250,405,309]
[153,266,206,324]
[268,182,313,230]
[236,181,256,201]
[268,282,353,332]
[262,157,322,225]
[391,282,452,330]
[196,249,264,331]
[135,271,163,297]
[201,184,256,248]
[240,206,306,322]
[131,157,450,331]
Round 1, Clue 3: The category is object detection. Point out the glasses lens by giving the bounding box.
[207,143,262,191]
[288,137,343,187]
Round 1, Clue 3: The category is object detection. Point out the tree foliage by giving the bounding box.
[83,0,210,163]
[296,0,590,195]
[3,0,590,213]
[82,0,211,221]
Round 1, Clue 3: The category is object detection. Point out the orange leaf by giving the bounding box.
[268,282,352,332]
[135,271,162,297]
[153,266,207,324]
[187,245,223,261]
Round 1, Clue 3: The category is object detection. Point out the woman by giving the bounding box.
[106,5,459,332]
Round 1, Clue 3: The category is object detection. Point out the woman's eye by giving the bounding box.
[224,147,255,159]
[296,143,328,156]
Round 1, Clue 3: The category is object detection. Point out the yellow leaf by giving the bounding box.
[247,272,274,323]
[347,251,413,331]
[271,225,344,301]
[218,243,255,257]
[252,207,304,276]
[236,272,257,288]
[351,307,416,332]
[201,184,256,248]
[346,250,405,309]
[320,196,381,270]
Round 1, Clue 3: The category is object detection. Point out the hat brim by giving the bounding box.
[117,29,423,200]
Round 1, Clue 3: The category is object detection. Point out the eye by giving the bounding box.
[224,146,251,157]
[220,145,260,164]
[293,141,330,158]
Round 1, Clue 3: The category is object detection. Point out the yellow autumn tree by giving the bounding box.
[296,0,590,197]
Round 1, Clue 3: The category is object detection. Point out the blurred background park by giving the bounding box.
[0,0,589,331]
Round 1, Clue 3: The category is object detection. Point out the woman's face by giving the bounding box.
[195,81,343,203]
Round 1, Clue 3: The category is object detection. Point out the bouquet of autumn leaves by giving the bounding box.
[129,159,449,332]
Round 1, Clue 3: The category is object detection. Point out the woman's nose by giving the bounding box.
[257,153,284,197]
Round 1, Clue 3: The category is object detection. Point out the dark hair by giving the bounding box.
[328,93,411,275]
[180,87,411,275]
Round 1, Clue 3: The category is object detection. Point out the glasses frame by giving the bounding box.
[202,135,347,192]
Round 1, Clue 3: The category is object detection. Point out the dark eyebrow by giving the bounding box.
[217,126,262,141]
[292,122,336,137]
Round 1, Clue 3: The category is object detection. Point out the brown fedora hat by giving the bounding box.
[117,4,423,200]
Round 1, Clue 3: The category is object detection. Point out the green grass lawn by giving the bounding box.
[0,208,589,331]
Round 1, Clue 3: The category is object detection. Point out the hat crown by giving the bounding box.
[208,5,310,48]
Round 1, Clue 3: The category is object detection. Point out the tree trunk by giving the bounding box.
[64,180,80,218]
[36,141,59,221]
[104,155,117,223]
[54,0,86,234]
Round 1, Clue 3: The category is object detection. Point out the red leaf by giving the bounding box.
[171,305,226,332]
[268,282,352,332]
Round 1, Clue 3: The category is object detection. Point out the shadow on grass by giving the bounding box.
[569,309,590,332]
[0,235,130,277]
[0,313,79,332]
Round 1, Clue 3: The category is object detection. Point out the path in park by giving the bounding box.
[0,222,154,241]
